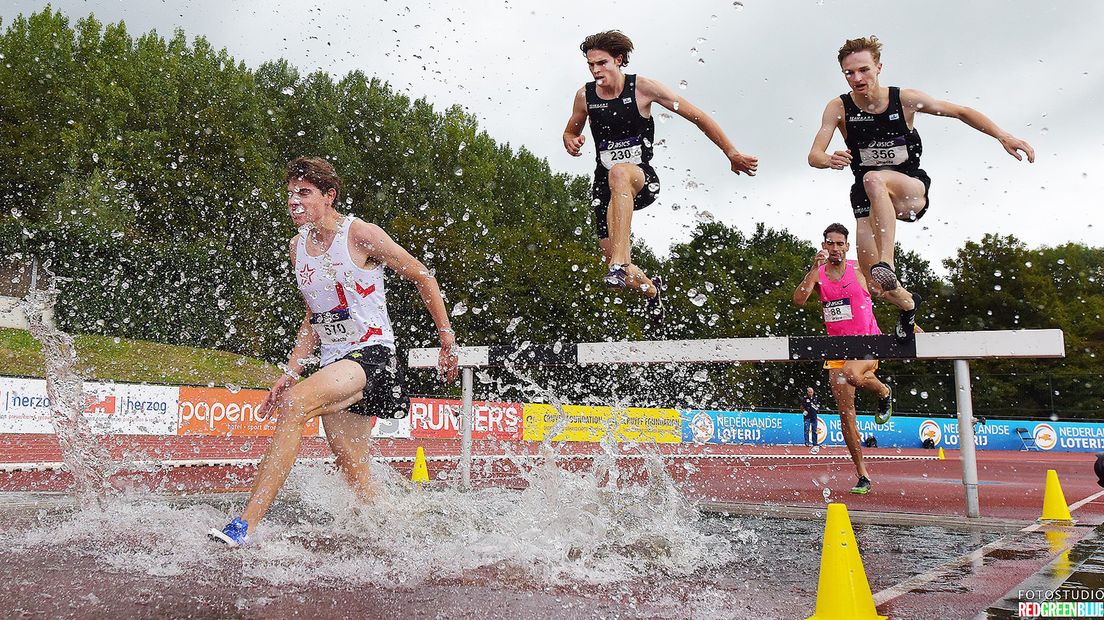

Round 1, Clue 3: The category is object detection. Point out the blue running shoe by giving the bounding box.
[208,517,249,547]
[603,265,628,289]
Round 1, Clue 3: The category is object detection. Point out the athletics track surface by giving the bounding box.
[1,439,1101,618]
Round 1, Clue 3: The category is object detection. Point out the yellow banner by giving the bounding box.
[523,403,682,443]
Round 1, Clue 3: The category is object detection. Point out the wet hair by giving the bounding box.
[580,31,634,66]
[286,156,342,204]
[823,223,849,240]
[838,35,883,65]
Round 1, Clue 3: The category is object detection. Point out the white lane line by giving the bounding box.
[873,487,1101,606]
[1069,488,1104,512]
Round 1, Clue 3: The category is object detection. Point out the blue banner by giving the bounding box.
[680,410,1104,453]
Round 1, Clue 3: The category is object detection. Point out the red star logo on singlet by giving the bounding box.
[298,264,315,286]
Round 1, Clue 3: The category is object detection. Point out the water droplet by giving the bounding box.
[678,80,688,90]
[281,86,296,96]
[822,488,831,502]
[506,317,522,333]
[226,383,241,394]
[733,1,745,9]
[454,167,463,176]
[994,284,1002,291]
[451,301,468,316]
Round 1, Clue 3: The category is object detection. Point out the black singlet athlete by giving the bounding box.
[585,74,660,239]
[841,86,930,221]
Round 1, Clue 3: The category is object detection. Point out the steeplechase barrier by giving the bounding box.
[408,329,1065,517]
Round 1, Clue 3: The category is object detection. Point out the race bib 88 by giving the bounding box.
[822,299,853,323]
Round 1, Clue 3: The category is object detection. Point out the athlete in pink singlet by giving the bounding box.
[794,222,893,495]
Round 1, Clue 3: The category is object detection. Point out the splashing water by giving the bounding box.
[18,273,115,502]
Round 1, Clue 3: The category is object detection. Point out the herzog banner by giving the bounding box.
[0,376,178,435]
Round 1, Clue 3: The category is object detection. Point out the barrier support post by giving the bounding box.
[460,366,474,490]
[954,359,981,518]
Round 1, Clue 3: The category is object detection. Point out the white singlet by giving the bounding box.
[294,216,396,366]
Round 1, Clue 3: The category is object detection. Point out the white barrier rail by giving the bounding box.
[407,329,1065,517]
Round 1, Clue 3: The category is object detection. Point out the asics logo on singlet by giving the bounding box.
[867,138,902,148]
[848,116,874,122]
[603,138,637,149]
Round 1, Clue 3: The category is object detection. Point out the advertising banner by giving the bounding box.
[177,386,320,437]
[523,403,681,443]
[408,397,523,440]
[679,409,1104,453]
[0,377,178,435]
[683,410,802,445]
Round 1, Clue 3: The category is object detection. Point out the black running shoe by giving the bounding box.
[876,385,893,424]
[895,292,923,341]
[850,476,872,495]
[870,261,899,292]
[603,265,628,289]
[646,276,665,322]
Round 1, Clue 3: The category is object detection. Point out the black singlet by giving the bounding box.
[585,74,655,173]
[840,86,924,180]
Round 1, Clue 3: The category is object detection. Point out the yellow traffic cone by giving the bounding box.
[808,503,886,620]
[1040,469,1073,522]
[937,447,945,460]
[411,446,430,483]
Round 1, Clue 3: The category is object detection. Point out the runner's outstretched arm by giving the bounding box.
[902,88,1035,162]
[637,76,758,175]
[352,220,458,382]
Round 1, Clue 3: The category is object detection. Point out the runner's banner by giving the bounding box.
[408,397,523,440]
[524,403,681,443]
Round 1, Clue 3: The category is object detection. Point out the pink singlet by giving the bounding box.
[817,260,880,337]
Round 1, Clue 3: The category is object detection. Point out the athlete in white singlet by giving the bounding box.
[209,157,457,546]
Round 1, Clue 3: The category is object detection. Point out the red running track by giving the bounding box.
[3,435,1101,524]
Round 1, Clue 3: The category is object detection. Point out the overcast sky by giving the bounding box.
[6,0,1103,271]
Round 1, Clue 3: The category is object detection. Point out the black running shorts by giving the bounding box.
[849,168,931,222]
[590,163,660,239]
[338,346,409,419]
